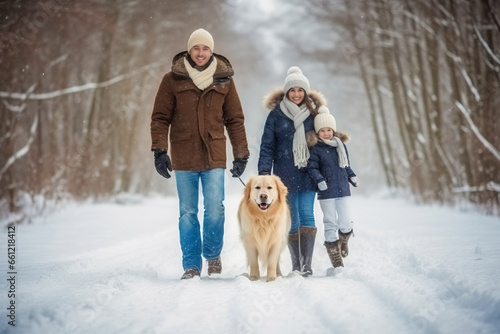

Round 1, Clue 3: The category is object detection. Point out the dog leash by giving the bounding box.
[236,176,246,187]
[230,169,246,187]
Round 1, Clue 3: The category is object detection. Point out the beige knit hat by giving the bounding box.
[314,106,336,133]
[284,66,310,94]
[187,28,214,52]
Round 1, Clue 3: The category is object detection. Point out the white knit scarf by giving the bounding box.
[320,137,349,168]
[280,98,311,168]
[184,57,218,90]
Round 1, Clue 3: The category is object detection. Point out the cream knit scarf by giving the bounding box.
[280,98,311,168]
[184,57,218,90]
[321,137,349,168]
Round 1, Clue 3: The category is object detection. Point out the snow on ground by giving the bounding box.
[1,191,500,334]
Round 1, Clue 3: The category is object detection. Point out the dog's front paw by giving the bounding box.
[266,276,276,282]
[249,275,260,281]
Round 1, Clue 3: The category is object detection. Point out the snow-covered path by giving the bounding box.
[2,193,499,334]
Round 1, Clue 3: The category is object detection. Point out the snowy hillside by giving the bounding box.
[1,191,499,334]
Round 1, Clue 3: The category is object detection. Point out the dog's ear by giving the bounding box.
[244,176,254,201]
[274,176,288,202]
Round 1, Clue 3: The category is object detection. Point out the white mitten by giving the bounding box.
[349,177,358,187]
[318,181,328,191]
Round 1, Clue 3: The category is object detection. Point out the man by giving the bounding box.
[151,28,249,279]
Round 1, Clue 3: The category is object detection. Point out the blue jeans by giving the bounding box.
[287,191,316,234]
[175,169,225,271]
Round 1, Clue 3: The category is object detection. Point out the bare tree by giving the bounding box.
[333,0,500,212]
[0,0,242,222]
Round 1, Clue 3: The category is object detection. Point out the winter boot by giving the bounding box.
[338,230,353,258]
[288,232,301,272]
[207,257,222,276]
[299,226,317,277]
[181,268,200,280]
[324,240,343,268]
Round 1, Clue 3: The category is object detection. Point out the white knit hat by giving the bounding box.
[187,28,214,52]
[314,106,336,133]
[284,66,310,94]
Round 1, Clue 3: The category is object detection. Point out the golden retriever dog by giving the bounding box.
[237,175,291,282]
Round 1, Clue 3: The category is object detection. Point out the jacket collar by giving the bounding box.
[308,132,351,147]
[262,88,328,112]
[171,51,234,79]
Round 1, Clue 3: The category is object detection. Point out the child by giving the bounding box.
[307,106,358,268]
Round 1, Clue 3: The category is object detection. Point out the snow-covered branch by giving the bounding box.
[0,62,160,101]
[473,24,500,66]
[432,0,461,37]
[2,99,26,113]
[455,101,500,162]
[460,68,481,102]
[1,83,36,112]
[402,10,435,35]
[440,42,482,102]
[0,113,39,182]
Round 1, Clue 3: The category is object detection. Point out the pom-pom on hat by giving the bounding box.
[187,28,214,52]
[284,66,310,94]
[314,106,337,133]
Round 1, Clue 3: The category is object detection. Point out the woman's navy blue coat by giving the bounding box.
[307,141,356,200]
[258,105,316,192]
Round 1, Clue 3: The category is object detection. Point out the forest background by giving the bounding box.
[1,0,499,224]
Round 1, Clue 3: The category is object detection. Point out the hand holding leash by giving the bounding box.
[231,157,248,178]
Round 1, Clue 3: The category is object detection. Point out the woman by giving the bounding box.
[258,66,327,276]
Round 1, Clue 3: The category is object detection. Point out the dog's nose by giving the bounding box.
[260,193,268,202]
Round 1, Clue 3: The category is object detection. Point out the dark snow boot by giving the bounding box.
[288,232,301,272]
[181,268,200,280]
[207,257,222,276]
[338,230,353,258]
[299,226,317,277]
[324,240,343,268]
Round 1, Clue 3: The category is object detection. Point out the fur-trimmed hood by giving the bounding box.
[262,88,327,112]
[171,51,234,79]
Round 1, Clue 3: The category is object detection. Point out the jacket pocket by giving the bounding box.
[208,130,226,162]
[170,132,193,166]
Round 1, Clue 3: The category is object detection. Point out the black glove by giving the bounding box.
[154,150,172,179]
[230,157,248,178]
